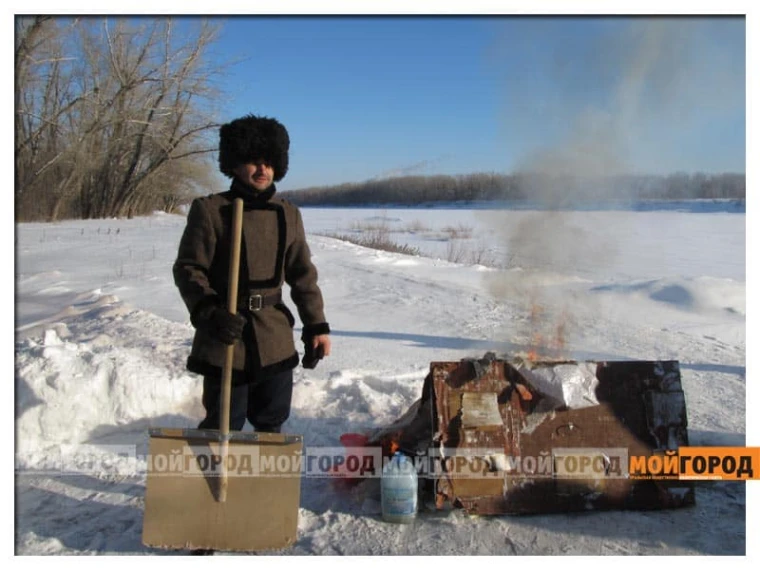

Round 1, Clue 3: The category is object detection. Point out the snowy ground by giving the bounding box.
[13,202,751,556]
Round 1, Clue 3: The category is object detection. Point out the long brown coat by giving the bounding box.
[173,183,329,380]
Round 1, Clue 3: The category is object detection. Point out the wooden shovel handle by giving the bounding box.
[219,197,244,502]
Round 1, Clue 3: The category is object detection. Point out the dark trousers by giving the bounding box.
[198,368,293,433]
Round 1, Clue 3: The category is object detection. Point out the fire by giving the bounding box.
[526,300,545,361]
[527,333,544,362]
[526,303,568,362]
[551,312,567,353]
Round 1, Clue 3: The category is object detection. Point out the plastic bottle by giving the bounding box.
[381,451,418,523]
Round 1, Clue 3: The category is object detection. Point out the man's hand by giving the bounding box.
[312,334,331,356]
[197,305,246,345]
[302,334,331,369]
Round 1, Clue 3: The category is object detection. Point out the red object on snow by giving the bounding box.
[340,433,369,447]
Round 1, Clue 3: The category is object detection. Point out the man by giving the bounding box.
[173,114,331,434]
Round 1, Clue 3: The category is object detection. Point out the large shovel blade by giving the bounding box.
[142,429,302,552]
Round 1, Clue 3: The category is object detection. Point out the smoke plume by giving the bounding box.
[482,18,738,358]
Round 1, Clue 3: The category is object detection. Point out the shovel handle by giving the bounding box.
[219,197,244,502]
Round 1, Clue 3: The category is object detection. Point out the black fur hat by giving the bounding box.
[218,114,290,181]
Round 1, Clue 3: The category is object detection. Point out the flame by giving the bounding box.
[551,313,567,353]
[526,301,545,361]
[527,332,543,362]
[526,304,569,362]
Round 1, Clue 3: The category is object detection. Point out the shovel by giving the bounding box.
[142,198,303,552]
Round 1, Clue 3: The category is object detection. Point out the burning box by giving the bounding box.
[369,354,695,515]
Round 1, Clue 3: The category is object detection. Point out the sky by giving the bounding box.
[6,5,750,194]
[185,15,747,192]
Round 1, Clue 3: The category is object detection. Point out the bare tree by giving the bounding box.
[15,16,226,221]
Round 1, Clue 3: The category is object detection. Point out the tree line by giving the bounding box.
[15,16,224,221]
[285,171,745,207]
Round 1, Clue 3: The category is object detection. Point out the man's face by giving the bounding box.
[232,160,274,192]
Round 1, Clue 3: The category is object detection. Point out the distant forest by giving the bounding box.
[286,172,745,208]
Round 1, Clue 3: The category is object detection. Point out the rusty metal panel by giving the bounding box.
[431,358,695,515]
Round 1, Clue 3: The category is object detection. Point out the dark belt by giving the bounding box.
[238,291,282,312]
